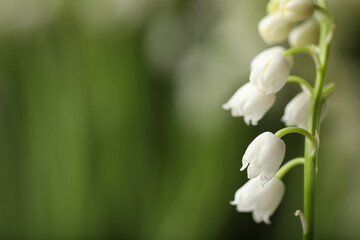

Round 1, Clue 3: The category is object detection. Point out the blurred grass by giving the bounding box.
[0,7,245,239]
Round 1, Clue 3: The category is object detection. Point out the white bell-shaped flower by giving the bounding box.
[251,46,294,71]
[222,83,276,125]
[282,90,328,129]
[241,132,286,185]
[282,91,310,129]
[250,51,291,94]
[289,18,319,47]
[230,176,285,224]
[279,0,314,22]
[258,12,295,45]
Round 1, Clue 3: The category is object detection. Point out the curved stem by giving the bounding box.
[314,5,332,21]
[275,158,304,179]
[322,82,337,100]
[317,0,328,8]
[283,46,316,57]
[283,46,320,67]
[275,127,316,144]
[287,76,314,94]
[275,127,318,157]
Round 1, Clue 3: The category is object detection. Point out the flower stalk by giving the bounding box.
[303,2,334,240]
[321,82,337,100]
[275,127,316,146]
[283,45,320,66]
[275,157,304,179]
[287,75,313,94]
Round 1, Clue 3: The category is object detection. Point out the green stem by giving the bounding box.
[275,158,304,179]
[322,82,337,100]
[317,0,328,8]
[275,127,316,146]
[287,76,314,94]
[275,127,317,158]
[303,1,333,240]
[314,5,332,21]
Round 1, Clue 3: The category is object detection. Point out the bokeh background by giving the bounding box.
[0,0,360,239]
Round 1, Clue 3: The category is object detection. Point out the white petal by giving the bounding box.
[223,83,276,124]
[247,163,262,179]
[243,132,269,164]
[252,211,263,224]
[240,161,249,171]
[263,215,271,225]
[222,103,231,110]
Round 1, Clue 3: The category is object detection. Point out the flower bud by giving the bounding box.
[279,0,314,22]
[258,12,295,45]
[231,176,285,224]
[289,18,319,47]
[250,51,291,94]
[282,91,310,129]
[222,83,276,125]
[241,132,286,185]
[282,90,328,129]
[267,0,282,13]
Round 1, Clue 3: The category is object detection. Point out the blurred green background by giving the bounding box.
[0,0,360,239]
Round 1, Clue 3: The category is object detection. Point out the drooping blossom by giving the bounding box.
[282,91,310,129]
[250,49,291,94]
[241,132,286,185]
[231,176,285,224]
[279,0,314,22]
[251,46,293,70]
[258,12,295,45]
[222,83,276,125]
[289,18,319,47]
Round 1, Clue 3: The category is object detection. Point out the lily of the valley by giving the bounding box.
[250,49,292,94]
[279,0,314,22]
[241,132,286,185]
[289,18,319,47]
[267,0,282,14]
[222,83,276,125]
[251,46,293,70]
[282,91,310,129]
[282,90,328,129]
[230,176,285,224]
[258,12,295,45]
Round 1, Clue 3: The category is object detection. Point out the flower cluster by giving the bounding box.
[261,0,319,47]
[224,0,324,224]
[223,46,293,125]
